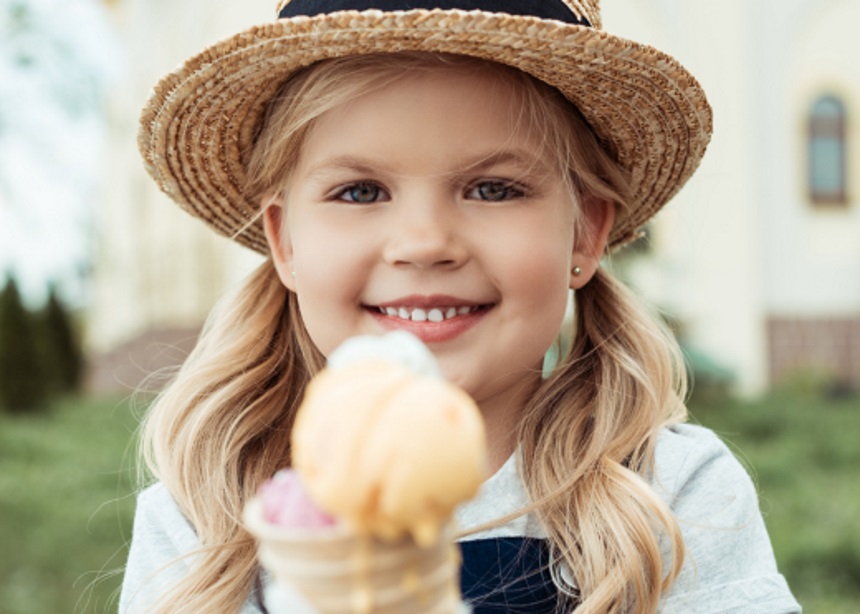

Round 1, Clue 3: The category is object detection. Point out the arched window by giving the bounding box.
[808,95,848,205]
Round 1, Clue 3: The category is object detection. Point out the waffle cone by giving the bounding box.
[245,499,463,614]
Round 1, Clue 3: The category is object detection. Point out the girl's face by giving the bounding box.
[264,65,612,421]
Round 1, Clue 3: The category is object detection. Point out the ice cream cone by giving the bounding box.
[245,498,463,614]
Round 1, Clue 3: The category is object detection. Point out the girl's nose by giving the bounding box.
[382,200,468,269]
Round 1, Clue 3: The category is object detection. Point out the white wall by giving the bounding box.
[87,0,267,352]
[608,0,860,394]
[606,0,767,394]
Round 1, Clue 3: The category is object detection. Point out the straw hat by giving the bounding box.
[139,0,712,253]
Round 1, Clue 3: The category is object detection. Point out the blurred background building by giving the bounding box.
[85,0,265,389]
[84,0,860,396]
[603,0,860,396]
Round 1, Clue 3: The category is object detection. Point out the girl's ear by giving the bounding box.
[262,196,297,292]
[570,195,616,289]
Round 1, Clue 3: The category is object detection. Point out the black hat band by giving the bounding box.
[278,0,592,27]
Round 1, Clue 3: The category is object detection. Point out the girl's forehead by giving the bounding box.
[295,66,555,174]
[324,63,529,123]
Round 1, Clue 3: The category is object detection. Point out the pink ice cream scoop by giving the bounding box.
[259,469,336,529]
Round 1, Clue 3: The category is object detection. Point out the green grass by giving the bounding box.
[0,395,140,613]
[690,388,860,613]
[2,389,858,612]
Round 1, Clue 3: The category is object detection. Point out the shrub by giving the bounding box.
[0,275,46,412]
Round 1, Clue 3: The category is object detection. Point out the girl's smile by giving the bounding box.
[365,294,493,343]
[263,64,608,447]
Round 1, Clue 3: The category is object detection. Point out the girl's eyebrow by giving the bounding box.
[302,149,551,179]
[459,149,552,176]
[303,155,385,179]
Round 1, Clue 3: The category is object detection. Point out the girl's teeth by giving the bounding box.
[379,306,478,321]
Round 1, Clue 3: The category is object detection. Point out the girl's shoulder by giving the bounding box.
[652,424,802,613]
[121,483,201,613]
[133,482,196,538]
[126,482,201,568]
[651,422,754,505]
[654,421,729,464]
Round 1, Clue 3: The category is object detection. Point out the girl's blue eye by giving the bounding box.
[337,182,387,203]
[468,180,525,202]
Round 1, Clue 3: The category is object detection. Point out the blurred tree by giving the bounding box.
[36,284,84,394]
[0,274,47,412]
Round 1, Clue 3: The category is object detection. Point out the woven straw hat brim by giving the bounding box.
[139,9,712,254]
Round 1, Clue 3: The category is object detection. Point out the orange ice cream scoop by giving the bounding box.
[291,332,487,547]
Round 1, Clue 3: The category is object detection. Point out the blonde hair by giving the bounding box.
[138,52,687,613]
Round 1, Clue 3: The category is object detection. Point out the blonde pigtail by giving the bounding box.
[140,261,323,613]
[519,269,687,613]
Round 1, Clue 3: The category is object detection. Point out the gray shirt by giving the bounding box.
[120,423,801,613]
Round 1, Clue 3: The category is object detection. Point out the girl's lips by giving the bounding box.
[365,302,493,344]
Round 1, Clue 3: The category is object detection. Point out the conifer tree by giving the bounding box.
[0,275,46,412]
[38,285,84,394]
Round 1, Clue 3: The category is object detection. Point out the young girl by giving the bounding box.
[122,1,801,613]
